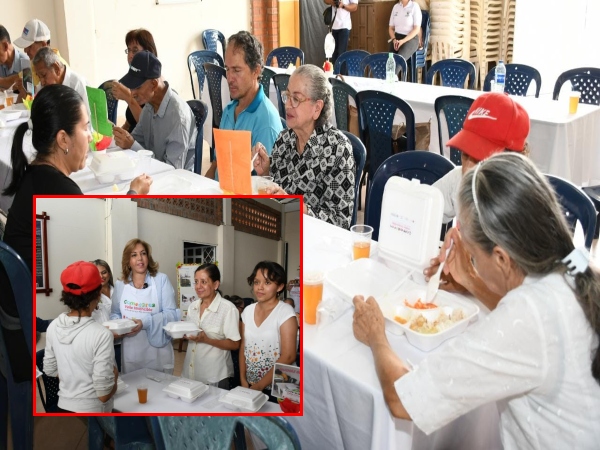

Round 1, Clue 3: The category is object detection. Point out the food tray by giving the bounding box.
[0,109,22,121]
[163,321,201,339]
[102,318,136,335]
[163,379,208,403]
[219,386,269,412]
[89,151,138,183]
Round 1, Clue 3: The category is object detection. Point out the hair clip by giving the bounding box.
[561,247,590,276]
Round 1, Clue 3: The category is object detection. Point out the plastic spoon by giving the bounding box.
[425,239,454,303]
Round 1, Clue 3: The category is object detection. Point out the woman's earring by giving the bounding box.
[64,148,69,155]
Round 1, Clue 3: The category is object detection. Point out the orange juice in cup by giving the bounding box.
[137,384,148,403]
[5,95,13,107]
[350,225,373,260]
[569,91,581,114]
[303,272,324,325]
[353,241,371,259]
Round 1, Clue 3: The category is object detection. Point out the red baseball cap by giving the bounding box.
[446,93,530,161]
[61,261,102,295]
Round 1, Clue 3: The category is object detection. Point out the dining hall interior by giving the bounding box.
[1,0,600,448]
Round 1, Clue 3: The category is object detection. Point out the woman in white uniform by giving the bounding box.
[388,0,422,61]
[91,259,113,324]
[110,238,181,374]
[182,263,241,387]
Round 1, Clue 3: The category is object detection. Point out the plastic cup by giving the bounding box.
[163,364,174,375]
[303,272,324,325]
[256,176,275,195]
[569,91,581,114]
[137,383,148,403]
[350,225,373,260]
[137,150,154,174]
[5,93,16,107]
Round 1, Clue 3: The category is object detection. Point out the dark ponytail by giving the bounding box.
[3,84,84,196]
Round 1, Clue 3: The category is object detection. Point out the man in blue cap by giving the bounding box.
[113,51,196,171]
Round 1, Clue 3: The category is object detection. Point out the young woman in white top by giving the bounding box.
[240,261,298,402]
[91,259,113,324]
[352,153,600,449]
[182,263,241,387]
[44,261,118,413]
[388,0,422,60]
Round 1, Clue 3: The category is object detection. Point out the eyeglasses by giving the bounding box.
[125,48,141,55]
[281,91,313,108]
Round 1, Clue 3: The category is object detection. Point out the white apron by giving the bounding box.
[120,279,174,374]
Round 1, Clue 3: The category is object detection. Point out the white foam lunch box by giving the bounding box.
[219,386,268,412]
[163,321,201,339]
[89,151,138,183]
[163,378,208,403]
[102,318,136,335]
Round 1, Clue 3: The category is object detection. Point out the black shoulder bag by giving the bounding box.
[323,4,338,30]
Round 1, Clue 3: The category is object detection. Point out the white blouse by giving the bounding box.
[389,1,422,35]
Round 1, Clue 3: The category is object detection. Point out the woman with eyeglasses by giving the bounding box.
[111,29,157,132]
[253,64,355,229]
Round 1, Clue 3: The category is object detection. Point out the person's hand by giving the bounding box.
[441,227,478,293]
[111,81,132,103]
[252,143,270,175]
[124,318,143,337]
[113,366,119,381]
[393,39,402,51]
[184,331,208,343]
[352,295,386,348]
[423,228,466,292]
[302,203,308,214]
[264,183,287,195]
[14,78,25,101]
[113,126,134,149]
[129,174,152,194]
[241,379,249,388]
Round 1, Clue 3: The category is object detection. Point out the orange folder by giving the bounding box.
[214,129,253,195]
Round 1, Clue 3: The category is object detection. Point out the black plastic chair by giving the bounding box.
[483,63,542,97]
[272,73,291,119]
[89,417,155,450]
[266,47,304,68]
[35,349,59,412]
[365,151,454,241]
[261,67,277,98]
[546,174,597,249]
[360,53,407,81]
[0,241,33,450]
[187,100,208,174]
[342,131,366,227]
[552,67,600,105]
[98,80,118,124]
[433,95,474,166]
[187,50,224,99]
[334,50,370,77]
[329,77,359,134]
[202,29,226,56]
[203,62,227,131]
[409,10,431,83]
[426,59,476,89]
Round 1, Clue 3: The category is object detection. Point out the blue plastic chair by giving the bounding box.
[203,62,227,131]
[360,53,407,81]
[98,80,118,125]
[272,73,291,119]
[342,131,366,227]
[426,59,476,89]
[149,416,301,450]
[365,152,455,241]
[433,95,474,166]
[546,174,597,249]
[0,241,33,450]
[552,67,600,105]
[261,67,277,98]
[329,77,359,134]
[334,50,370,77]
[187,100,208,174]
[266,47,304,68]
[409,10,431,83]
[483,63,542,97]
[35,349,59,412]
[202,29,226,57]
[582,185,600,239]
[89,417,156,450]
[187,50,224,99]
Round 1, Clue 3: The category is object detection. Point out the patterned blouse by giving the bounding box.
[270,124,355,229]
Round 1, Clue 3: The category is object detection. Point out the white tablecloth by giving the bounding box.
[287,215,502,450]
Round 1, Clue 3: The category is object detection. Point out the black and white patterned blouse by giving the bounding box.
[270,124,355,229]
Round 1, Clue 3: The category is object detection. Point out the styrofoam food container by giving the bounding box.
[163,321,201,339]
[163,378,208,403]
[0,110,22,121]
[116,378,128,395]
[89,151,138,183]
[219,386,269,412]
[102,318,136,335]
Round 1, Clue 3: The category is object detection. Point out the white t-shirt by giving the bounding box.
[389,1,422,35]
[395,273,600,449]
[332,0,359,31]
[181,293,241,383]
[433,166,462,224]
[91,287,113,325]
[241,302,296,385]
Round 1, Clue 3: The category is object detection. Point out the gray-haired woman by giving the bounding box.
[253,64,355,229]
[352,152,600,448]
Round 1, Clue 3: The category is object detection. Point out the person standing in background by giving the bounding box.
[323,0,359,64]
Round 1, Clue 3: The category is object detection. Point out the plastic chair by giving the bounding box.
[88,417,155,450]
[281,117,287,129]
[272,73,290,119]
[426,59,476,89]
[266,47,304,68]
[433,95,474,166]
[187,50,224,99]
[35,349,59,412]
[552,67,600,105]
[202,29,226,57]
[98,80,118,124]
[360,53,407,81]
[342,131,366,227]
[365,152,454,241]
[329,77,359,134]
[203,62,227,130]
[483,63,542,97]
[187,100,208,174]
[334,50,370,77]
[582,186,600,239]
[149,416,301,450]
[409,10,431,83]
[0,241,33,450]
[546,174,597,249]
[261,67,276,98]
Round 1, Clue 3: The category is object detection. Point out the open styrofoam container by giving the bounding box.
[163,378,208,403]
[89,151,138,183]
[163,322,201,339]
[103,319,136,335]
[219,386,268,412]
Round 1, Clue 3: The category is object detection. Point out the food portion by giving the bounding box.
[404,298,437,309]
[407,308,465,334]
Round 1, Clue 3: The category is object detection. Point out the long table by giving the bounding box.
[286,215,502,450]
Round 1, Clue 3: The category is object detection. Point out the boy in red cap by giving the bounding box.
[425,93,531,310]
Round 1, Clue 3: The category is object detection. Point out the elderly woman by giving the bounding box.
[110,239,181,373]
[388,0,422,60]
[253,64,355,229]
[352,153,600,448]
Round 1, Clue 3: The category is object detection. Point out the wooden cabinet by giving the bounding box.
[348,0,397,54]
